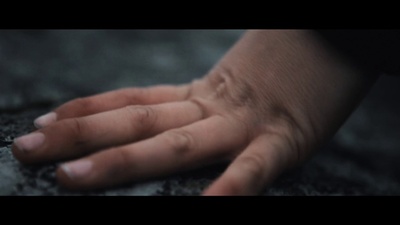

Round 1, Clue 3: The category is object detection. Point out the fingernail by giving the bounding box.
[61,160,93,180]
[13,132,45,153]
[34,112,57,128]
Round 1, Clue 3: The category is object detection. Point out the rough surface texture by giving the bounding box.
[1,30,400,195]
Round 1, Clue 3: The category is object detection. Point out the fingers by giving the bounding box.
[12,100,204,164]
[203,135,289,196]
[34,85,190,128]
[55,115,248,190]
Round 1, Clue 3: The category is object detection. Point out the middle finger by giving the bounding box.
[12,100,206,164]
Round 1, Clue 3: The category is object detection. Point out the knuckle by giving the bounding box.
[124,105,157,128]
[58,97,94,117]
[188,97,208,119]
[207,65,255,108]
[236,153,266,180]
[257,104,306,164]
[114,148,133,173]
[66,118,88,146]
[279,133,300,164]
[162,129,195,156]
[122,87,147,105]
[226,178,245,195]
[100,148,134,180]
[72,97,93,110]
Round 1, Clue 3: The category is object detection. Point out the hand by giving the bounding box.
[12,30,377,195]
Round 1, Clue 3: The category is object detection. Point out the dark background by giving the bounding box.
[1,30,400,195]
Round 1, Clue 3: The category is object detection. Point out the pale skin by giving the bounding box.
[12,30,379,195]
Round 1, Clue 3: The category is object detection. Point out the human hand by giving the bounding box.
[12,30,377,195]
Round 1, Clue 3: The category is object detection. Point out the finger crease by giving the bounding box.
[188,98,208,120]
[164,129,195,157]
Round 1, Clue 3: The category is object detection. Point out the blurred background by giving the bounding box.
[1,30,400,195]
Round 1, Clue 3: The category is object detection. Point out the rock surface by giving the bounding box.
[1,30,400,195]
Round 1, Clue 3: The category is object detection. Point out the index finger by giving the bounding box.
[34,84,191,128]
[203,134,291,195]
